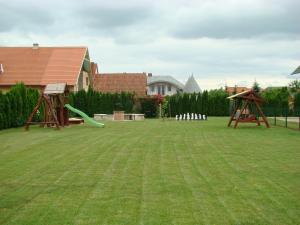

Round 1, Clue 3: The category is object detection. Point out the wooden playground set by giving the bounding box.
[227,89,270,128]
[25,83,104,130]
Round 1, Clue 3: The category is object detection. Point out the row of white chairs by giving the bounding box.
[175,113,207,121]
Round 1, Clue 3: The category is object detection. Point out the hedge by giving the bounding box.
[167,89,229,117]
[69,88,135,117]
[0,83,40,130]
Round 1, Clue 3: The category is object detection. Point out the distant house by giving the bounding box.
[147,75,184,96]
[225,86,251,95]
[0,44,93,92]
[93,72,147,96]
[147,74,201,96]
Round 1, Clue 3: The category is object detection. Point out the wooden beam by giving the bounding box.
[228,101,239,127]
[25,94,43,131]
[254,100,270,128]
[58,95,64,127]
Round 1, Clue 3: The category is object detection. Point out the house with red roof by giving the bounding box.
[93,72,147,96]
[0,44,93,92]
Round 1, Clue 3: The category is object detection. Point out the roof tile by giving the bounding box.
[0,47,87,86]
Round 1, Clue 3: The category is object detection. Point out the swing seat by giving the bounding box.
[238,115,257,123]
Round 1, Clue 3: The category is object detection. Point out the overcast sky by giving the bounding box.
[0,0,299,89]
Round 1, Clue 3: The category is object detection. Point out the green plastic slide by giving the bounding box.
[64,104,104,128]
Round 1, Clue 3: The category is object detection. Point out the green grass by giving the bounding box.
[0,118,299,225]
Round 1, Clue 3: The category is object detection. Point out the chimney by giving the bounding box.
[32,43,39,49]
[148,73,152,77]
[0,64,4,74]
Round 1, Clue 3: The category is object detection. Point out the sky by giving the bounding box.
[0,0,299,90]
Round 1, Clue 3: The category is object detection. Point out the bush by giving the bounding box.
[0,83,40,130]
[140,96,158,118]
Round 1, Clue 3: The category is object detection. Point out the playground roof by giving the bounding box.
[44,83,67,94]
[227,89,263,103]
[0,46,87,86]
[227,90,252,99]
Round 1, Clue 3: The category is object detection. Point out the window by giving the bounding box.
[168,85,171,92]
[157,86,161,95]
[161,85,165,95]
[86,77,89,86]
[151,86,155,92]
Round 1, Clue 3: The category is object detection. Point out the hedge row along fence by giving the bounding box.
[69,88,135,117]
[1,84,298,129]
[0,83,40,130]
[166,89,230,117]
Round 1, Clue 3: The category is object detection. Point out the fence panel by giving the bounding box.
[263,107,300,131]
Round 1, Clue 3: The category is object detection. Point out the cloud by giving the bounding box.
[78,6,152,30]
[169,0,300,39]
[0,1,54,32]
[0,0,299,90]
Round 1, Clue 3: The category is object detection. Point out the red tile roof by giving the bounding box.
[94,73,147,96]
[0,47,87,86]
[226,86,251,95]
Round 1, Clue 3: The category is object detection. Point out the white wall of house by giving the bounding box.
[147,83,180,96]
[74,71,90,92]
[82,71,89,91]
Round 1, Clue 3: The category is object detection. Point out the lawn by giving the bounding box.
[0,118,299,225]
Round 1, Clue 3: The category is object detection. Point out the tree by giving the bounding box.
[289,79,300,93]
[196,92,202,114]
[202,91,209,115]
[294,92,300,110]
[252,81,261,93]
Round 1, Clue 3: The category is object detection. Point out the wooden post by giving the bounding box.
[25,94,43,131]
[254,101,270,128]
[228,100,239,127]
[58,95,64,127]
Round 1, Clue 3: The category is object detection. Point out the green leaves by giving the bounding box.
[0,83,39,130]
[167,89,229,117]
[71,90,135,116]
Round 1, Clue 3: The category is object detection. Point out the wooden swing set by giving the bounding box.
[227,90,270,128]
[25,83,69,130]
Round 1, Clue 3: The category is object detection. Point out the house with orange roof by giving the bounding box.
[225,86,251,96]
[0,44,93,92]
[93,72,147,96]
